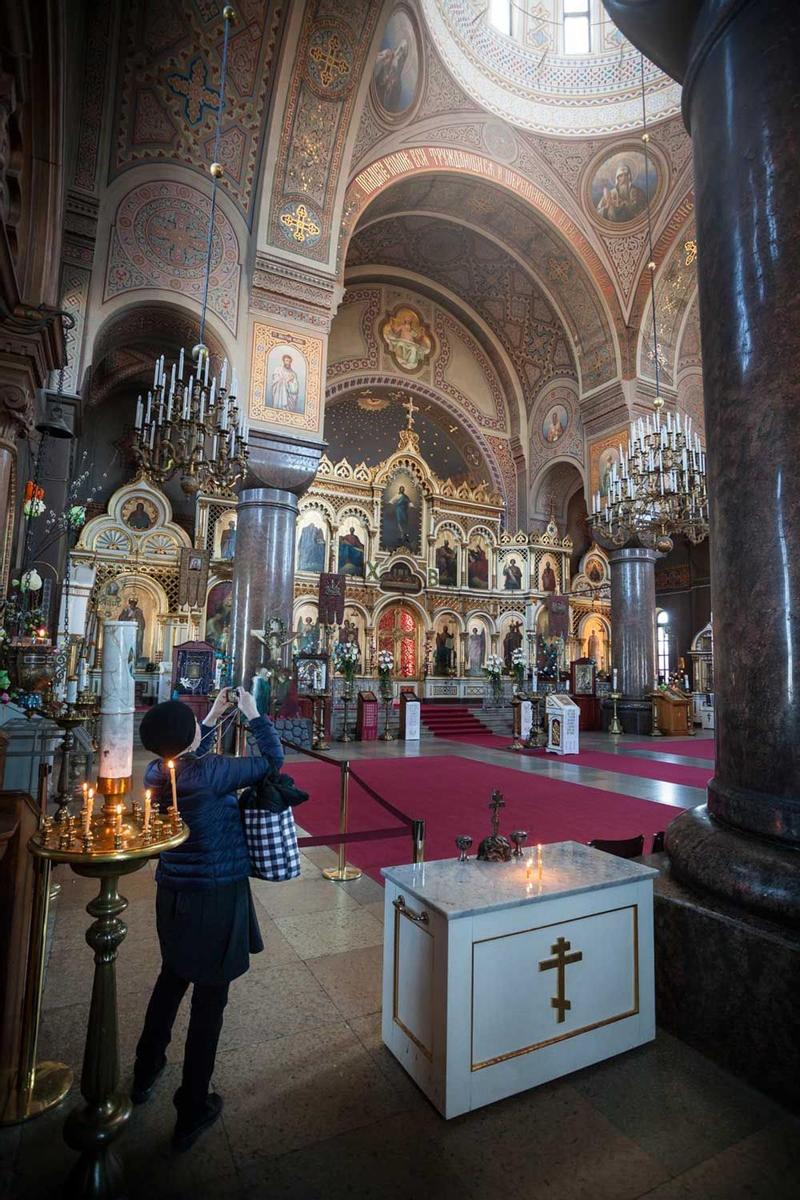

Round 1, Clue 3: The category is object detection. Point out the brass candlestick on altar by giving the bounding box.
[609,690,624,735]
[29,792,188,1200]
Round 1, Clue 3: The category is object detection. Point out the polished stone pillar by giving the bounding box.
[230,487,298,688]
[604,0,800,921]
[609,546,657,698]
[229,431,324,690]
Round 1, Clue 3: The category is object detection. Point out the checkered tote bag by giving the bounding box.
[241,802,301,882]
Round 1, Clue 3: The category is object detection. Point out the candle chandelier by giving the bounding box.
[590,58,708,555]
[131,6,248,497]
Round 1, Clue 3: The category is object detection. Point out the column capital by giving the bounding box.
[250,253,344,334]
[242,429,327,495]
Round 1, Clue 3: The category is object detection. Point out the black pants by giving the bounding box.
[135,964,229,1115]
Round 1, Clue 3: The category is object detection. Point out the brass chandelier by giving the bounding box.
[131,6,247,497]
[590,57,708,554]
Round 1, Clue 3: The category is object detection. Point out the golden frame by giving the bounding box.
[249,321,323,433]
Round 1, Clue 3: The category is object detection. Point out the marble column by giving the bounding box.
[609,546,657,698]
[229,431,324,690]
[601,0,800,916]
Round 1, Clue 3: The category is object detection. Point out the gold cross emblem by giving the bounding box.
[309,33,351,90]
[684,239,697,266]
[280,204,322,243]
[402,395,418,428]
[538,936,583,1023]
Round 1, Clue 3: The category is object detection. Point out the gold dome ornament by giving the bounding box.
[209,162,224,178]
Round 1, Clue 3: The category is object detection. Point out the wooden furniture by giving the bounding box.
[571,694,601,731]
[652,687,692,735]
[382,844,656,1118]
[399,689,420,740]
[356,690,379,740]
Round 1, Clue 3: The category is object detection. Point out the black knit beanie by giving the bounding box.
[139,700,197,758]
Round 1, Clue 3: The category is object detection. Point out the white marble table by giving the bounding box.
[382,842,657,1118]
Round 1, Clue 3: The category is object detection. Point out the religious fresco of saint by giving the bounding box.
[337,522,366,577]
[214,512,237,561]
[250,322,322,433]
[296,517,327,574]
[466,621,488,676]
[433,615,457,676]
[501,555,524,591]
[590,430,630,499]
[380,305,434,373]
[588,147,660,226]
[204,581,232,655]
[539,555,559,593]
[467,536,490,590]
[434,531,459,587]
[501,618,524,670]
[121,497,158,531]
[541,403,569,445]
[371,5,420,117]
[380,469,422,555]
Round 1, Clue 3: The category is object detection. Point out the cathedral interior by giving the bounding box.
[0,2,797,1198]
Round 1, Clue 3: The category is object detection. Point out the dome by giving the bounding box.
[421,0,682,137]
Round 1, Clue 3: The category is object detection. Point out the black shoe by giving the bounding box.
[131,1057,167,1104]
[172,1092,224,1153]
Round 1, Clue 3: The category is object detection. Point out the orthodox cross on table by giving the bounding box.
[538,936,583,1023]
[402,396,418,429]
[489,790,505,836]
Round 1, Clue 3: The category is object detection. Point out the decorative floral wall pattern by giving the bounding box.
[110,0,285,220]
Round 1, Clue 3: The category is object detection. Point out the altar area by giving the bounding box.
[290,418,612,697]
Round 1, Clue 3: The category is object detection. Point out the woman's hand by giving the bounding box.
[237,688,261,722]
[205,689,233,725]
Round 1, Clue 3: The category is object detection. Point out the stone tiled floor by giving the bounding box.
[1,733,798,1199]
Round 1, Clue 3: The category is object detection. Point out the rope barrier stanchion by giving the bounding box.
[412,819,425,864]
[322,760,362,882]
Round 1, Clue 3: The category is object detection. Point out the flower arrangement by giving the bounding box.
[377,648,394,701]
[23,481,45,518]
[511,646,527,690]
[484,652,504,702]
[484,653,503,680]
[333,639,360,687]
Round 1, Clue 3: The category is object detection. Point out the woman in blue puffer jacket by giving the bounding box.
[132,687,283,1151]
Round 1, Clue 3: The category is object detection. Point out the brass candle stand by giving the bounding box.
[29,793,188,1200]
[510,694,525,752]
[380,686,394,741]
[523,693,547,750]
[339,684,353,743]
[311,692,329,751]
[50,707,87,823]
[609,690,624,735]
[649,693,663,738]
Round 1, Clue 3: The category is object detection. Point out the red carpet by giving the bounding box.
[629,738,715,759]
[420,703,490,738]
[437,732,713,787]
[291,755,684,882]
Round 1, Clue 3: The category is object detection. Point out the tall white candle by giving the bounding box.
[612,668,619,691]
[97,620,137,788]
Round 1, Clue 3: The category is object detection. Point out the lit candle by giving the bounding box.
[537,843,543,881]
[167,760,178,816]
[143,788,151,831]
[83,804,91,837]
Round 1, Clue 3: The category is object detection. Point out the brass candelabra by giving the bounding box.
[29,795,188,1200]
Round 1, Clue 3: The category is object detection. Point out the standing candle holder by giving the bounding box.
[649,693,663,737]
[380,686,394,742]
[28,796,188,1200]
[609,690,624,735]
[312,692,329,751]
[339,684,353,743]
[50,708,87,823]
[523,693,547,750]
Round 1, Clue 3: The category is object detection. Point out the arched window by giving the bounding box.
[488,0,513,36]
[564,0,591,54]
[657,610,671,681]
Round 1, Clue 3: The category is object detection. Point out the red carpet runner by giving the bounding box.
[291,755,684,883]
[419,702,491,738]
[435,733,714,788]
